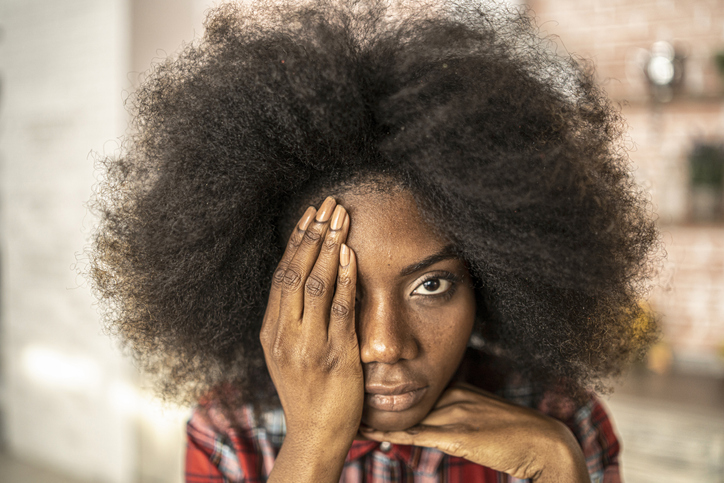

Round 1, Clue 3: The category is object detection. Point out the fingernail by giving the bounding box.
[315,196,336,222]
[330,205,346,230]
[340,244,350,267]
[299,207,316,231]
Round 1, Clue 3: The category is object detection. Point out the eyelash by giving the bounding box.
[411,271,462,301]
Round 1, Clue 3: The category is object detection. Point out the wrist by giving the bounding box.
[285,412,360,448]
[285,425,357,455]
[269,429,355,483]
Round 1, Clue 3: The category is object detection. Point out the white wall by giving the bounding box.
[0,0,222,481]
[0,0,136,481]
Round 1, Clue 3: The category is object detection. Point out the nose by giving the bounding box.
[357,296,419,364]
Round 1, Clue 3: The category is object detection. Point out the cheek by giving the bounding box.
[416,291,476,374]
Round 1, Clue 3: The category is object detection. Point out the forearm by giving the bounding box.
[268,431,355,483]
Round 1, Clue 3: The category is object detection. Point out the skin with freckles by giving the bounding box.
[339,189,476,432]
[261,189,589,483]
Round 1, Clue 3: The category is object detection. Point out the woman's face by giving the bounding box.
[339,189,476,431]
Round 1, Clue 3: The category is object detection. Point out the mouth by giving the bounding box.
[364,383,428,412]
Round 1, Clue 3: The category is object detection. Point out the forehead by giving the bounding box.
[337,190,448,275]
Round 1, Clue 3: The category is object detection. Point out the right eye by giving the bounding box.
[412,277,453,296]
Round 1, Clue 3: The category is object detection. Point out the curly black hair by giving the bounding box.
[89,0,660,409]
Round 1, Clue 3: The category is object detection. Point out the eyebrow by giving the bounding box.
[398,244,459,278]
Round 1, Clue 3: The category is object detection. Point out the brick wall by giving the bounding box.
[528,0,724,374]
[528,0,724,101]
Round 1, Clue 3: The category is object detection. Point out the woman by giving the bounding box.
[89,0,659,481]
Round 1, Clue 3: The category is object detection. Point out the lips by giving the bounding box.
[364,383,428,412]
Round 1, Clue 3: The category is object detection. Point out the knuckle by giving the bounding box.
[445,439,465,455]
[323,232,339,250]
[271,338,289,363]
[272,265,287,286]
[450,405,470,419]
[282,267,303,291]
[546,418,570,438]
[259,325,270,345]
[337,272,354,288]
[289,229,305,248]
[324,355,342,372]
[297,345,323,370]
[293,345,309,366]
[331,300,350,318]
[322,348,345,372]
[303,227,323,243]
[305,274,327,297]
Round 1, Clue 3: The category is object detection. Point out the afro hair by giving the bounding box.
[89,0,660,409]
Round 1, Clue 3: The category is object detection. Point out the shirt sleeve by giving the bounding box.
[564,396,622,483]
[185,412,229,482]
[185,408,247,483]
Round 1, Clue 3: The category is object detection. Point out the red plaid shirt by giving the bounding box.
[185,379,621,483]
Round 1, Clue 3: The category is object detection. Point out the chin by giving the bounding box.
[361,406,427,432]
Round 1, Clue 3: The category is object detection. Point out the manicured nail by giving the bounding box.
[316,196,336,222]
[299,206,316,231]
[330,205,346,230]
[340,244,350,267]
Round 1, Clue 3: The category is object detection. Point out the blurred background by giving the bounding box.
[0,0,723,482]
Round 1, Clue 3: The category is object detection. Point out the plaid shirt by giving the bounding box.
[185,380,621,483]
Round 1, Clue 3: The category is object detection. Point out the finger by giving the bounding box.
[279,196,337,323]
[355,426,373,441]
[261,206,316,343]
[328,242,356,342]
[359,425,467,458]
[264,206,317,318]
[432,384,478,410]
[448,381,498,398]
[302,206,350,335]
[414,404,465,426]
[432,382,500,410]
[302,205,349,333]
